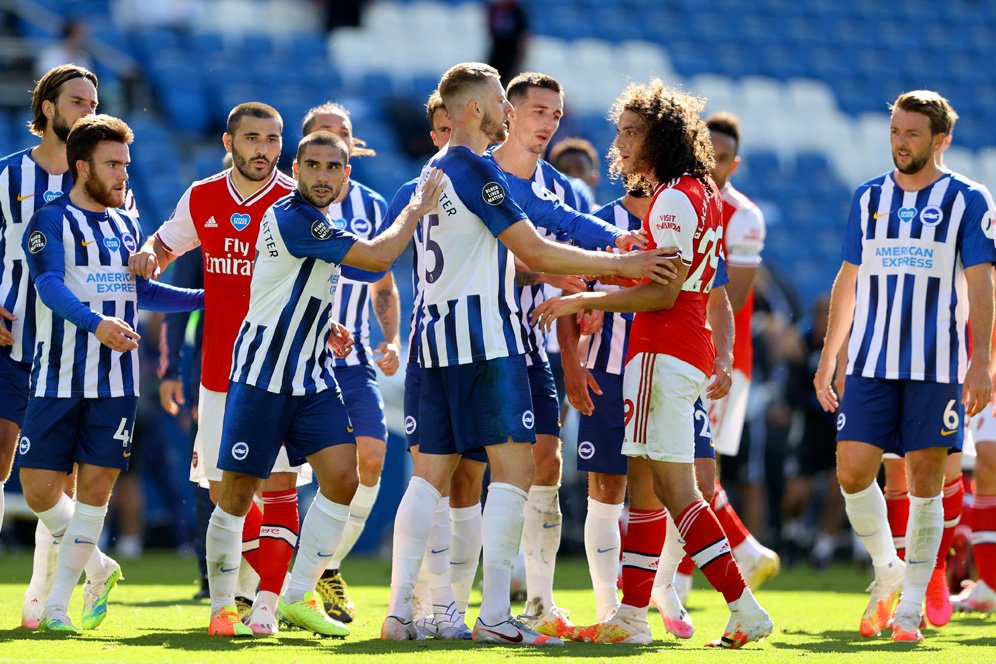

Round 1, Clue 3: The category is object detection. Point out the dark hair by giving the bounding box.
[426,89,446,124]
[301,101,375,157]
[550,137,598,172]
[226,101,282,136]
[608,79,714,192]
[890,90,954,136]
[706,112,740,151]
[438,62,500,110]
[505,71,562,104]
[29,64,98,137]
[66,114,133,180]
[296,130,349,164]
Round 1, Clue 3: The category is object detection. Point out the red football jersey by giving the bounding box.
[720,182,765,379]
[626,175,724,376]
[155,168,296,392]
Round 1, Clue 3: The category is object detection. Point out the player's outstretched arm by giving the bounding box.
[135,278,205,313]
[341,168,445,273]
[964,263,994,416]
[813,261,858,412]
[498,220,679,284]
[705,285,734,400]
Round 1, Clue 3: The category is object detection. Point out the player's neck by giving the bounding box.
[68,186,107,214]
[229,166,272,199]
[893,161,944,192]
[449,122,490,156]
[31,134,70,175]
[491,141,539,179]
[622,194,651,219]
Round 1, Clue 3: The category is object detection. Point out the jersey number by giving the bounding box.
[424,214,444,283]
[684,226,723,292]
[114,418,133,448]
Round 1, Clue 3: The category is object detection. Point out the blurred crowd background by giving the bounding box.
[2,0,993,576]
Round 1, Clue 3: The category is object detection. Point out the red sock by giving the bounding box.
[885,490,909,561]
[972,494,996,588]
[936,476,964,569]
[961,476,976,530]
[710,481,749,549]
[620,508,666,609]
[242,501,263,574]
[259,489,300,594]
[677,554,696,576]
[677,499,746,604]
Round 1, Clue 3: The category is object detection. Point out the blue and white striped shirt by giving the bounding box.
[230,192,357,395]
[843,171,996,383]
[329,180,389,368]
[416,146,529,368]
[23,196,144,397]
[0,148,72,364]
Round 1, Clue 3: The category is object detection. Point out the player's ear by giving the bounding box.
[222,132,233,153]
[730,155,741,176]
[343,163,352,181]
[292,159,299,178]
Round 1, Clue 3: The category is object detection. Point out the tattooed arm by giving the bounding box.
[370,271,401,376]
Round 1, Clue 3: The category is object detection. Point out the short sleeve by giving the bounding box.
[448,153,528,237]
[155,185,200,256]
[840,186,867,265]
[279,207,358,265]
[958,188,996,268]
[725,204,765,267]
[23,207,66,277]
[647,188,697,265]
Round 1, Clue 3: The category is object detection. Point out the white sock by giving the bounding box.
[413,564,433,619]
[654,512,684,593]
[285,493,349,604]
[46,501,107,614]
[897,493,943,615]
[479,483,527,625]
[387,476,440,619]
[450,503,482,616]
[328,482,379,571]
[206,505,246,613]
[733,533,765,566]
[842,482,899,571]
[423,495,457,614]
[522,484,561,613]
[585,497,623,622]
[251,589,279,614]
[83,541,111,580]
[28,518,57,596]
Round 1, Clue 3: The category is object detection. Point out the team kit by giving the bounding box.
[0,61,993,650]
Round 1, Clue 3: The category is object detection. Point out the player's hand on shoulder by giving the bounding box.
[408,168,446,217]
[95,317,141,352]
[159,379,185,416]
[374,341,400,376]
[615,230,648,251]
[618,245,681,285]
[328,321,354,359]
[128,246,161,280]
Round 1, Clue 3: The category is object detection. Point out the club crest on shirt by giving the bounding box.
[919,205,943,227]
[122,233,137,253]
[43,190,63,203]
[230,213,251,232]
[103,237,121,251]
[350,217,372,235]
[483,181,506,206]
[312,219,334,240]
[27,231,46,254]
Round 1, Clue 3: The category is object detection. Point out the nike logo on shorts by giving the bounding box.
[940,428,957,436]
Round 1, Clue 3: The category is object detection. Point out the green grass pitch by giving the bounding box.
[1,552,993,662]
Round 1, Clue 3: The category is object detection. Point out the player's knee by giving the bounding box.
[588,475,626,504]
[532,454,561,486]
[836,461,874,495]
[697,477,715,503]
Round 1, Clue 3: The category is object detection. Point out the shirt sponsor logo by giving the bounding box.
[897,207,917,223]
[578,440,595,460]
[43,190,63,203]
[656,214,680,233]
[230,212,251,232]
[350,217,372,235]
[104,236,121,251]
[27,231,46,254]
[86,271,136,294]
[483,181,506,206]
[919,205,943,227]
[232,441,250,461]
[312,218,334,240]
[874,245,934,269]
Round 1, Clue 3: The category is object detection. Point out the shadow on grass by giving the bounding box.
[771,629,943,653]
